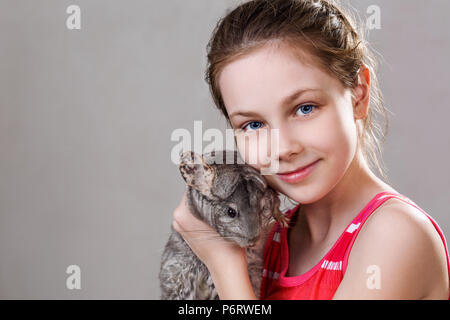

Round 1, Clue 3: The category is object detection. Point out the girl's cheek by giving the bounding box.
[235,131,272,170]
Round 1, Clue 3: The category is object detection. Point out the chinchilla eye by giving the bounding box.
[227,207,237,218]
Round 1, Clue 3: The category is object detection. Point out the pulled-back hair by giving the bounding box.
[205,0,391,183]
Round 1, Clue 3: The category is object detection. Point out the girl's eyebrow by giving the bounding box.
[229,87,322,119]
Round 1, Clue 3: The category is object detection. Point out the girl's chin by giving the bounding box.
[272,180,320,204]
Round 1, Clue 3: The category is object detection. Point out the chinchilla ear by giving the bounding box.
[179,151,216,197]
[241,165,267,193]
[200,149,242,199]
[210,167,241,199]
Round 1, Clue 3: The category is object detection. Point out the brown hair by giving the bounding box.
[204,0,391,183]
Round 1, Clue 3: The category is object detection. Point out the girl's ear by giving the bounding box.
[352,64,371,120]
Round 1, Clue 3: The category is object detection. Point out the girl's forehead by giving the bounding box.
[220,43,322,82]
[219,44,340,111]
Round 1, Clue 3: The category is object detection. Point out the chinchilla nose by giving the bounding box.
[247,234,261,247]
[247,225,259,240]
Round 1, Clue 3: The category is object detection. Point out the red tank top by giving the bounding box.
[259,191,450,300]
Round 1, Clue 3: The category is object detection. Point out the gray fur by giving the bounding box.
[159,150,288,300]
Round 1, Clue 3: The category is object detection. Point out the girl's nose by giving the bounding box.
[275,125,303,162]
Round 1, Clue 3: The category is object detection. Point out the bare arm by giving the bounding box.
[208,249,257,300]
[333,204,449,300]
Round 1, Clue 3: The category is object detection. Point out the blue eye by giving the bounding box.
[240,105,317,132]
[296,104,317,116]
[242,121,263,132]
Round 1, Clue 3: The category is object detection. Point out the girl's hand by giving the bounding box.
[172,186,243,270]
[172,186,257,300]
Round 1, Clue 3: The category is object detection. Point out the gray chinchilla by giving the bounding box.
[159,150,288,300]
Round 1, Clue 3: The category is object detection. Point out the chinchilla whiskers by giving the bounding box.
[177,230,242,242]
[178,229,218,235]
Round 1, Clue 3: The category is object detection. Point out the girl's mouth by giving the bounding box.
[276,159,320,183]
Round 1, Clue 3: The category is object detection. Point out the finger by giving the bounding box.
[172,218,182,233]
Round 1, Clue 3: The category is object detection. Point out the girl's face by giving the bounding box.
[219,43,361,204]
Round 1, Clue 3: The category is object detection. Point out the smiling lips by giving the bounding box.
[276,159,320,183]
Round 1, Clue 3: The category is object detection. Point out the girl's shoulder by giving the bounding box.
[368,195,444,248]
[337,195,449,299]
[361,192,444,249]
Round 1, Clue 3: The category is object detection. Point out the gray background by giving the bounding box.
[0,0,448,299]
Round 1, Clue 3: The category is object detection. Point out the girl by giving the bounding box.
[172,0,450,299]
